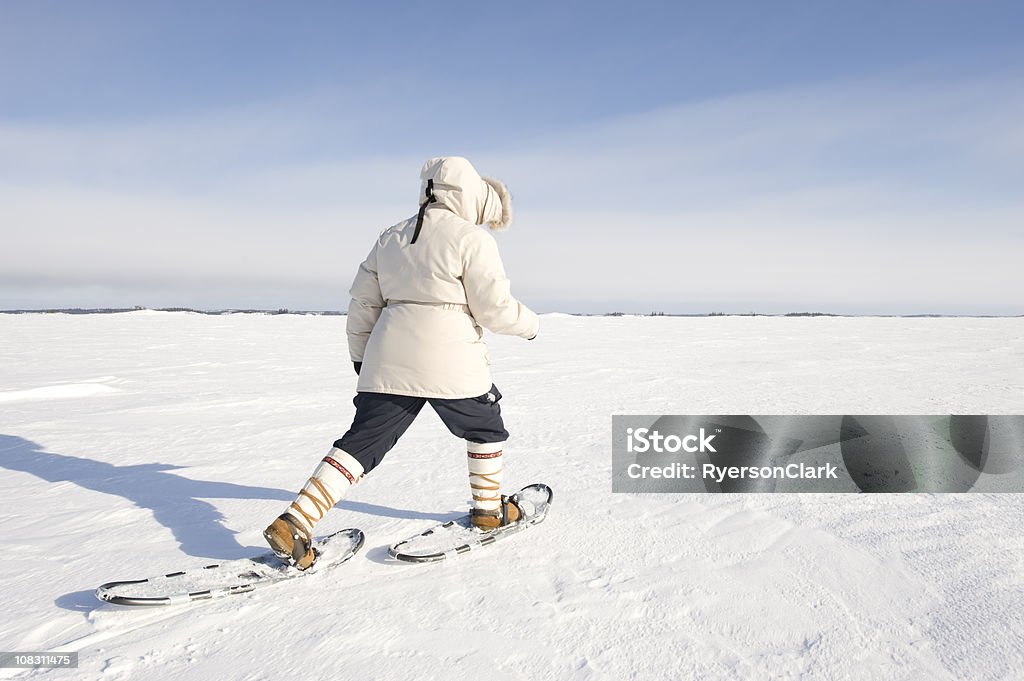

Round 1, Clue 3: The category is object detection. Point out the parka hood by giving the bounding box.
[418,157,512,231]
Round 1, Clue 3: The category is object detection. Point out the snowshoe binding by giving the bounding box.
[470,493,524,532]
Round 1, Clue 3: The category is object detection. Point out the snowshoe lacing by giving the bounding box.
[290,476,336,530]
[470,471,501,506]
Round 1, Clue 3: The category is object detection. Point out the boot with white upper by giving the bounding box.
[466,441,522,531]
[264,448,364,569]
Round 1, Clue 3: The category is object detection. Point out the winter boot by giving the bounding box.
[470,494,523,531]
[264,513,317,570]
[265,447,364,568]
[466,441,522,531]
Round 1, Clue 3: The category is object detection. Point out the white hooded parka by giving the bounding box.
[346,157,539,399]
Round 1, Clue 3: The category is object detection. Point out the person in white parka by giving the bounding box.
[264,157,540,569]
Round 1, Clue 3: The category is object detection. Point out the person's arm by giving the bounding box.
[462,230,539,339]
[347,243,384,366]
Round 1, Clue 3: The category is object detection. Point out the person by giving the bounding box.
[264,156,539,569]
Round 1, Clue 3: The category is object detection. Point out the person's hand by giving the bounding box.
[353,361,362,375]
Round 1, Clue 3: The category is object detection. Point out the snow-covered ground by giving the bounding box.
[1,312,1022,681]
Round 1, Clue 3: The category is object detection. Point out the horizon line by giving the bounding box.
[2,307,1022,319]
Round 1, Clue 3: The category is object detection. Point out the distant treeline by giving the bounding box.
[606,311,842,317]
[600,311,1013,318]
[0,307,344,316]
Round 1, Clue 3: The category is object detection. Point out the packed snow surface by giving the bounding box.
[1,312,1022,680]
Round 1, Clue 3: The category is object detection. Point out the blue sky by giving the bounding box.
[1,1,1022,313]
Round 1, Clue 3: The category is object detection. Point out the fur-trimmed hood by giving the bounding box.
[419,157,512,231]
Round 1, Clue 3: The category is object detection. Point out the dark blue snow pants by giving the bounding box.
[333,384,509,474]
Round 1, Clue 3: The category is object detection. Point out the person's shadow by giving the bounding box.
[2,434,463,615]
[0,434,293,561]
[0,434,460,562]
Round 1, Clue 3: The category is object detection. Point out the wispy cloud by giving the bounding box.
[2,71,1022,313]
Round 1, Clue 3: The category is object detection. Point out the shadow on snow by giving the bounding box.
[0,434,454,565]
